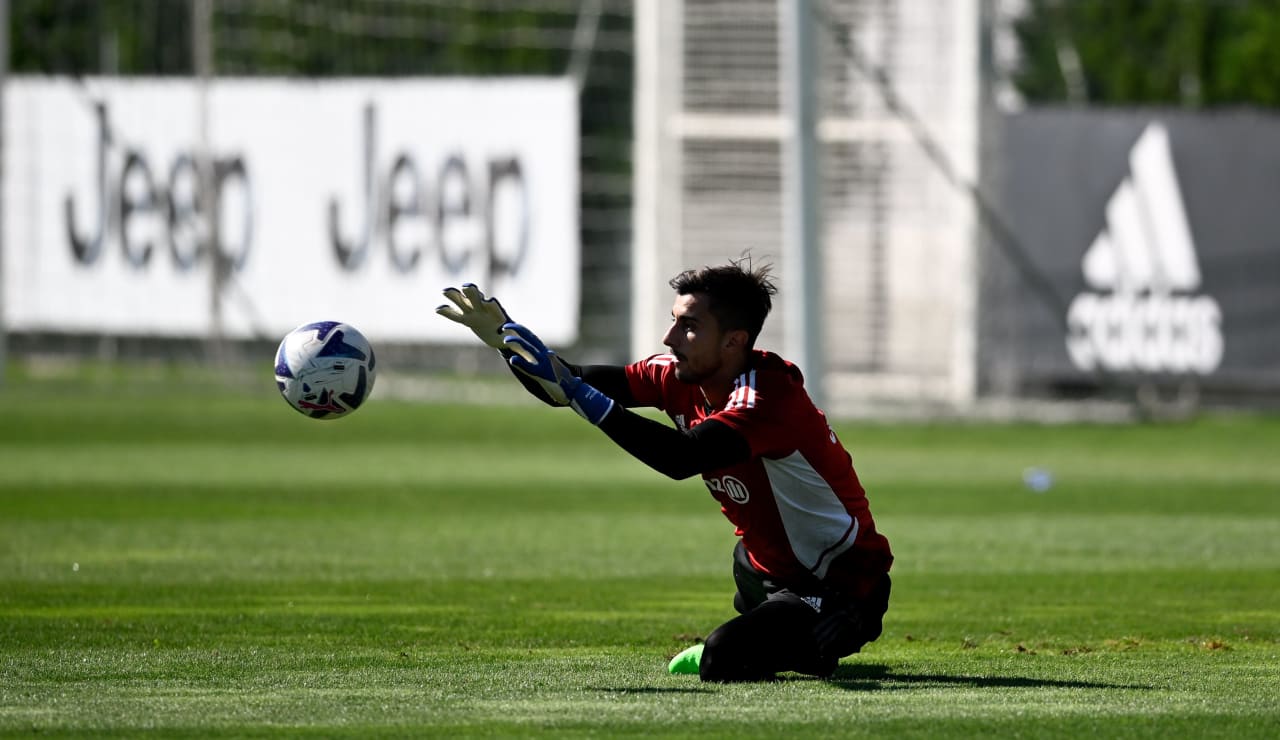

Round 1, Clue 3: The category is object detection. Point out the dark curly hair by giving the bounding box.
[668,256,778,349]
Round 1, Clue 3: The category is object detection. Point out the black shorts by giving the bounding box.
[732,540,826,613]
[731,541,890,645]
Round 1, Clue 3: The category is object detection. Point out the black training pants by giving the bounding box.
[698,541,888,682]
[699,542,829,681]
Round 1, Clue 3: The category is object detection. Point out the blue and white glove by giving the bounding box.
[502,322,615,425]
[437,284,573,407]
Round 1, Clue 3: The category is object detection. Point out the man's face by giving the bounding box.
[662,292,729,385]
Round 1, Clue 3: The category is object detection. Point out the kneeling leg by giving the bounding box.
[699,599,831,682]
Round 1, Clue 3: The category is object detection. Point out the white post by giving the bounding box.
[631,1,683,359]
[0,0,8,386]
[950,0,981,406]
[778,0,824,407]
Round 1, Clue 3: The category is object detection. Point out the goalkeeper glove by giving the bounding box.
[812,575,890,657]
[812,602,869,658]
[435,284,573,407]
[435,283,512,350]
[502,322,615,425]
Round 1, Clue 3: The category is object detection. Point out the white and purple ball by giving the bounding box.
[274,321,377,420]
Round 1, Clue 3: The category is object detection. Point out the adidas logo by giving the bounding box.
[1065,123,1223,375]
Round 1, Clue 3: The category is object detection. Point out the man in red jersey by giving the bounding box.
[437,259,893,682]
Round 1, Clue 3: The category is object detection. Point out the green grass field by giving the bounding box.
[3,367,1279,737]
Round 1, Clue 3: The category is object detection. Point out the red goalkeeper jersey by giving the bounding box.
[624,350,893,598]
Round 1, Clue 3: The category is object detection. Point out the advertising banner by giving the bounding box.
[983,110,1280,393]
[3,77,579,343]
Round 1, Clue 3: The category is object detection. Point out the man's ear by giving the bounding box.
[721,328,749,352]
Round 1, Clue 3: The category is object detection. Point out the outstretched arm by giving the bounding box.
[596,412,751,480]
[513,363,638,408]
[502,322,751,479]
[438,284,606,407]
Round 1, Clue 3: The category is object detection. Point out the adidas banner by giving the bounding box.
[982,110,1280,394]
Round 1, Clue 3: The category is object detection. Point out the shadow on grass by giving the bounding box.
[824,663,1152,691]
[592,686,716,695]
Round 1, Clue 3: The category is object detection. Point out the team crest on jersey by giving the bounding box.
[706,475,750,504]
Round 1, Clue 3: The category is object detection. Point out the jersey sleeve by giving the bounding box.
[622,354,678,410]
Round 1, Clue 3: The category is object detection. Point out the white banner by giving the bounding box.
[2,77,579,343]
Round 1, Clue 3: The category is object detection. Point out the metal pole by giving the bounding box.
[567,0,603,96]
[778,0,824,408]
[193,0,224,361]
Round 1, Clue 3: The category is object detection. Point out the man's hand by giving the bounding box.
[501,323,576,405]
[812,602,869,658]
[436,285,573,407]
[435,284,511,350]
[813,575,890,658]
[502,322,615,425]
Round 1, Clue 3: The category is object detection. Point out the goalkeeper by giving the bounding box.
[437,260,893,682]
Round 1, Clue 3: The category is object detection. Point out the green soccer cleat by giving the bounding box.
[667,643,704,675]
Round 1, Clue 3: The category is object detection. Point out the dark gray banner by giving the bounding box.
[981,109,1280,396]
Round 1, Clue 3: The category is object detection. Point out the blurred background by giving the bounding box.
[3,0,1279,419]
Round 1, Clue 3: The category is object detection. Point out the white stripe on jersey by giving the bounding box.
[762,450,859,580]
[647,354,676,367]
[728,369,757,410]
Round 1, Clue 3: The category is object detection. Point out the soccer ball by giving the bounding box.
[274,321,377,419]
